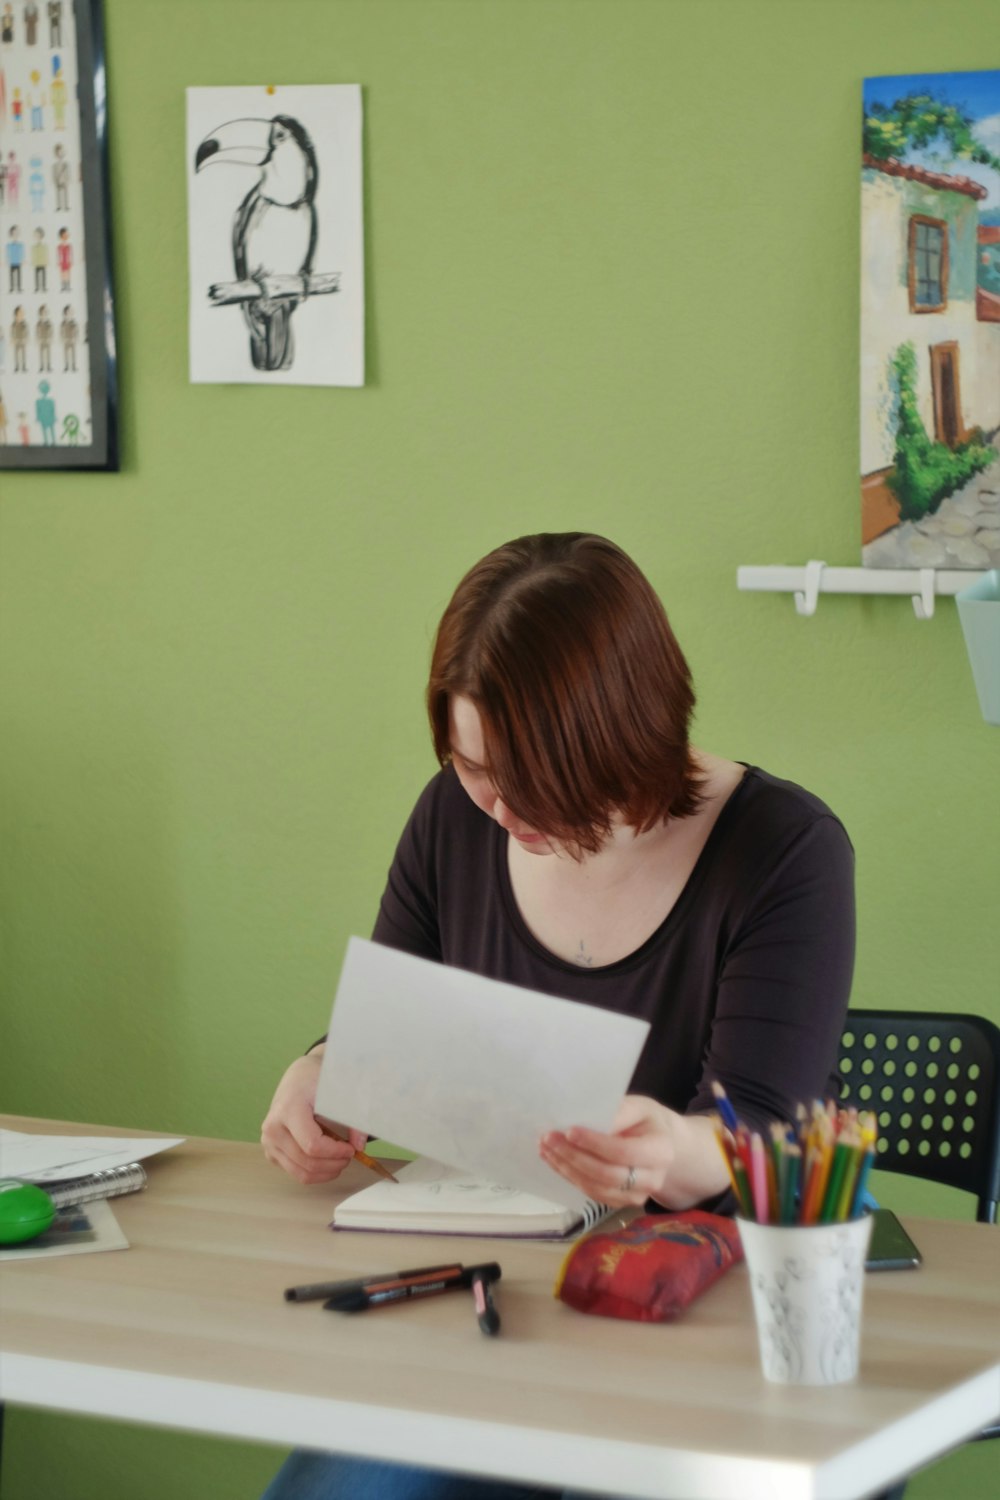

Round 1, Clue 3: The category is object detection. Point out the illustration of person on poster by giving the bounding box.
[35,303,52,369]
[28,70,44,129]
[28,155,44,209]
[11,305,28,369]
[7,224,24,289]
[55,223,70,287]
[30,225,46,288]
[52,142,68,207]
[6,151,21,205]
[50,52,66,126]
[35,376,54,441]
[59,303,76,368]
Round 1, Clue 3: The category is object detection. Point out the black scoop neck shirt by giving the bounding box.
[370,764,855,1136]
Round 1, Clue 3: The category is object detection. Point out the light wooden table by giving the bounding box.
[1,1116,998,1500]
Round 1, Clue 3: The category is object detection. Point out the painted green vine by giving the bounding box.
[886,343,992,521]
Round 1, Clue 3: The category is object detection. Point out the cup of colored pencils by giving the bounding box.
[712,1083,876,1386]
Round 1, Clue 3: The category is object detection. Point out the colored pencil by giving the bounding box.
[819,1140,851,1223]
[850,1144,877,1218]
[713,1095,875,1224]
[711,1081,740,1134]
[781,1144,801,1225]
[749,1132,769,1224]
[713,1124,753,1216]
[730,1155,754,1218]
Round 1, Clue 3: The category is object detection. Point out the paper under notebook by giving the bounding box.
[332,1156,612,1240]
[0,1197,129,1262]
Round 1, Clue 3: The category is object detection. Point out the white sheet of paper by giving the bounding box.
[315,938,651,1211]
[0,1130,185,1183]
[187,84,364,386]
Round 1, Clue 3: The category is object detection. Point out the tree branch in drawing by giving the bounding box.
[207,272,341,306]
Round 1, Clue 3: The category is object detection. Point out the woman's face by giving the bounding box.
[447,696,554,856]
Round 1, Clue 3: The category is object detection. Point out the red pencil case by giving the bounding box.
[554,1211,743,1322]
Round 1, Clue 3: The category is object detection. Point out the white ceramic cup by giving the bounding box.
[737,1214,874,1385]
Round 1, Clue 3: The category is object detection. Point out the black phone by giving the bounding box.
[865,1208,923,1270]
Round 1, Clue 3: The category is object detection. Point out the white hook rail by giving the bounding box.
[738,563,985,620]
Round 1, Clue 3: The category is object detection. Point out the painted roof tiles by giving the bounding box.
[863,153,988,201]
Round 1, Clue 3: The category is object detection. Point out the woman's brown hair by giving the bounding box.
[427,533,703,855]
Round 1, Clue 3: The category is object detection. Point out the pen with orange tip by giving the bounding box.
[316,1117,399,1183]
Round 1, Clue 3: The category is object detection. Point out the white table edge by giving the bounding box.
[3,1353,998,1500]
[814,1365,1000,1499]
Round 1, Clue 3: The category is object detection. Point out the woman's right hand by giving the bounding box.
[260,1047,366,1184]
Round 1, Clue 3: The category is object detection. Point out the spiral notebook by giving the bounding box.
[331,1157,611,1241]
[44,1161,148,1209]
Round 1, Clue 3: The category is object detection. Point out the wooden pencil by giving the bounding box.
[316,1118,399,1183]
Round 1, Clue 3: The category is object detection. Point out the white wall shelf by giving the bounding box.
[737,562,987,620]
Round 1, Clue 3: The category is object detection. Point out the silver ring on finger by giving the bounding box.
[623,1164,637,1192]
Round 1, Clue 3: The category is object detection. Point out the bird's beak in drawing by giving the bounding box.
[195,118,273,172]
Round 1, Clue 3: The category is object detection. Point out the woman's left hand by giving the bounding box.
[539,1094,683,1208]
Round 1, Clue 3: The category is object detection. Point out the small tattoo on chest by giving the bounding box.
[574,940,593,967]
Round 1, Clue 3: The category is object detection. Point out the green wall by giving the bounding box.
[2,2,998,1496]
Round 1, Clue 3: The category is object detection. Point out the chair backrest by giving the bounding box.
[838,1009,1000,1223]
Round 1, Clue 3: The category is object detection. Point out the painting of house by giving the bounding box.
[861,71,1000,569]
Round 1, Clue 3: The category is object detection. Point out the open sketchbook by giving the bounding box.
[332,1157,612,1241]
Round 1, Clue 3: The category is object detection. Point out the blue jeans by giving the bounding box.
[261,1451,589,1499]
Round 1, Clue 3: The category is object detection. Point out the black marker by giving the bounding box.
[321,1261,501,1313]
[471,1268,501,1336]
[285,1263,461,1304]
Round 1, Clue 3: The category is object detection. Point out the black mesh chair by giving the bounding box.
[837,1009,1000,1500]
[838,1009,1000,1223]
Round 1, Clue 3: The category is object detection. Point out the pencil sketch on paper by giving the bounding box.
[194,115,336,372]
[861,70,1000,568]
[186,85,364,387]
[380,1158,525,1205]
[424,1178,520,1202]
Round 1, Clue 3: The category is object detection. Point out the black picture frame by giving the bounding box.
[1,0,119,470]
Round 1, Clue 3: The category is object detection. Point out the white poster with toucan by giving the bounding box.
[186,84,363,386]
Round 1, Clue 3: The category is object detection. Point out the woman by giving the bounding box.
[260,532,855,1499]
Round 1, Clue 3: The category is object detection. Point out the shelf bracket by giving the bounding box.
[911,568,937,621]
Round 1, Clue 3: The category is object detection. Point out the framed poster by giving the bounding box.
[1,0,119,470]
